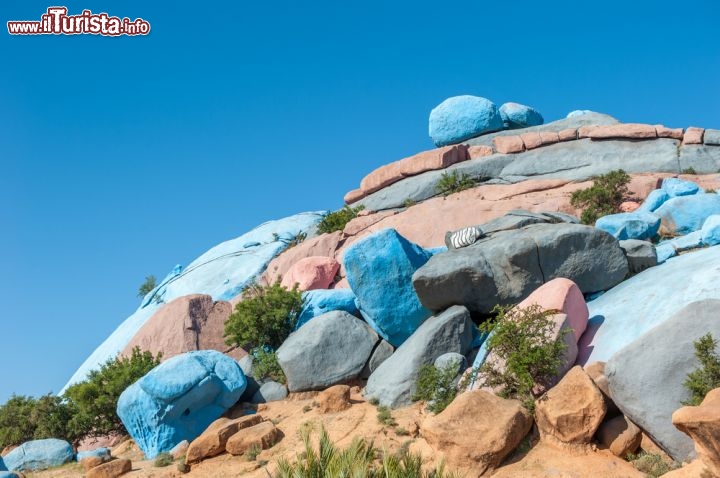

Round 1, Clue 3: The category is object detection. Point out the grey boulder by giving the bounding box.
[360,340,394,379]
[277,311,379,392]
[251,381,288,403]
[364,305,474,408]
[606,299,720,462]
[619,239,657,275]
[413,222,628,314]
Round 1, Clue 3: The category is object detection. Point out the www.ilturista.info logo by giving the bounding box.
[7,7,150,36]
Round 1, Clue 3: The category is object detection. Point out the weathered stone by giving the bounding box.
[558,128,577,141]
[499,102,544,129]
[520,132,543,150]
[185,414,263,463]
[584,361,620,416]
[344,188,365,204]
[86,458,132,478]
[262,231,343,287]
[655,193,720,236]
[360,340,394,379]
[619,239,657,275]
[81,455,110,472]
[316,385,352,413]
[225,421,282,456]
[535,366,606,445]
[2,439,74,472]
[683,127,704,145]
[493,135,525,154]
[421,390,532,476]
[251,381,288,404]
[679,145,720,174]
[467,145,493,158]
[280,256,339,291]
[672,388,720,476]
[656,125,684,139]
[597,416,642,457]
[516,277,589,341]
[704,129,720,146]
[579,124,657,140]
[595,212,661,240]
[429,96,503,146]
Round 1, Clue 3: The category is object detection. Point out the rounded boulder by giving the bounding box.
[429,95,503,146]
[499,102,544,129]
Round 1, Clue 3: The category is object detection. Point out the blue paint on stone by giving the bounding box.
[636,189,670,213]
[661,178,701,198]
[296,288,359,329]
[595,212,661,240]
[499,102,544,129]
[3,439,74,472]
[429,95,503,146]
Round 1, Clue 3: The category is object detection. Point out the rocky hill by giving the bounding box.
[5,96,720,478]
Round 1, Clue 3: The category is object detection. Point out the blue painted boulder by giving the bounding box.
[0,472,20,478]
[499,102,544,129]
[636,189,669,213]
[117,350,247,459]
[661,177,700,197]
[701,215,720,246]
[655,193,720,236]
[567,109,594,118]
[296,288,359,329]
[344,228,433,347]
[428,95,503,146]
[594,212,661,240]
[3,439,73,472]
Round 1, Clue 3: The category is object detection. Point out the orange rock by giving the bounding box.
[342,210,397,236]
[344,188,365,204]
[468,145,494,158]
[597,415,642,457]
[520,132,543,150]
[226,421,283,456]
[316,385,352,413]
[672,388,720,476]
[579,124,657,140]
[558,128,578,141]
[540,131,561,145]
[584,361,620,416]
[683,127,705,145]
[421,390,533,476]
[280,256,340,291]
[493,135,525,154]
[517,278,589,341]
[261,231,343,288]
[81,455,110,471]
[535,366,606,445]
[86,458,132,478]
[619,201,641,212]
[655,125,684,139]
[186,415,264,463]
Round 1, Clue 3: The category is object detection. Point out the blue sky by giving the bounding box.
[1,0,718,403]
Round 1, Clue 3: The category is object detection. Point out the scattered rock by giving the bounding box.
[701,215,720,246]
[81,455,111,471]
[597,415,642,457]
[117,350,247,459]
[225,421,282,456]
[185,415,263,463]
[2,439,74,472]
[280,256,340,291]
[619,239,657,275]
[277,311,379,392]
[86,458,132,478]
[500,102,544,129]
[655,193,720,236]
[262,231,343,286]
[672,388,720,476]
[296,288,359,329]
[429,95,503,146]
[344,228,433,346]
[421,390,533,476]
[434,352,467,375]
[251,381,288,404]
[364,306,474,408]
[317,385,352,413]
[606,300,720,461]
[595,212,661,240]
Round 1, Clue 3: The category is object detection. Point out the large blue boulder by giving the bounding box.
[701,215,720,246]
[636,189,669,213]
[428,95,503,146]
[3,439,73,472]
[296,288,359,329]
[661,177,700,197]
[344,228,433,347]
[594,212,661,240]
[499,102,544,129]
[655,193,720,236]
[117,350,247,459]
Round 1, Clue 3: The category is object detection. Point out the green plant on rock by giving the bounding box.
[627,451,679,477]
[472,304,569,411]
[251,347,286,384]
[435,171,477,197]
[224,280,304,350]
[683,333,720,406]
[376,406,397,427]
[681,167,697,175]
[154,452,174,467]
[570,169,632,224]
[412,364,459,413]
[316,205,365,234]
[137,275,157,298]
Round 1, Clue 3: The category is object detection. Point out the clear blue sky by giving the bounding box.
[1,0,718,403]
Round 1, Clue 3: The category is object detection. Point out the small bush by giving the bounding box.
[412,364,459,413]
[0,395,41,448]
[177,460,190,473]
[376,406,397,427]
[435,171,476,197]
[683,333,720,406]
[224,280,304,350]
[137,275,157,298]
[681,167,697,175]
[627,452,679,477]
[251,347,286,384]
[316,206,365,234]
[472,304,569,411]
[246,443,262,461]
[154,452,174,467]
[570,169,632,224]
[394,427,410,437]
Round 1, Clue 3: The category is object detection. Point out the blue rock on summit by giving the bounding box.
[429,95,504,146]
[499,102,544,129]
[2,439,73,472]
[344,228,433,347]
[117,350,247,459]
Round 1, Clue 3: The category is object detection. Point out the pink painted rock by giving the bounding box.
[359,145,467,195]
[683,127,705,145]
[539,131,560,145]
[619,201,640,212]
[122,294,244,361]
[280,256,340,291]
[520,132,543,150]
[579,123,657,140]
[655,125,684,139]
[493,135,525,154]
[558,128,577,141]
[517,278,589,342]
[344,188,365,204]
[342,210,396,236]
[468,145,494,158]
[261,231,343,288]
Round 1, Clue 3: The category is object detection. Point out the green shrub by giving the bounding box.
[251,347,286,384]
[570,169,632,224]
[412,364,459,413]
[681,167,697,175]
[246,443,262,461]
[31,394,77,443]
[435,171,477,197]
[402,198,417,208]
[274,426,458,478]
[627,452,679,476]
[316,206,365,234]
[472,304,569,411]
[683,333,720,406]
[64,347,161,441]
[224,280,304,350]
[154,452,174,467]
[376,406,396,427]
[137,275,157,298]
[0,395,40,448]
